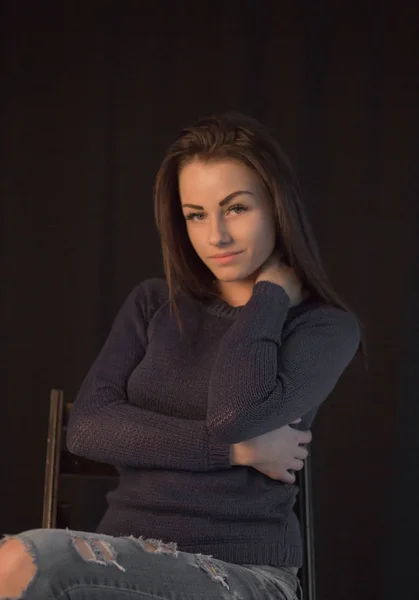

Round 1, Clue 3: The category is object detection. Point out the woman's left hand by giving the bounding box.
[255,252,305,307]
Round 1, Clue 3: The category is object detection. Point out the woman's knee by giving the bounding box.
[0,538,37,597]
[0,536,36,572]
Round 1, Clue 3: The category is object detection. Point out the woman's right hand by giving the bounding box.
[230,420,312,483]
[255,251,305,307]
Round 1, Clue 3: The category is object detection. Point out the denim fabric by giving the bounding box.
[0,529,302,599]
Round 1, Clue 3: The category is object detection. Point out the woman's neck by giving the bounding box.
[215,278,256,308]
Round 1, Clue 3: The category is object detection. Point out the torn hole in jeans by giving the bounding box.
[0,535,38,600]
[194,553,230,590]
[71,535,126,572]
[127,535,179,557]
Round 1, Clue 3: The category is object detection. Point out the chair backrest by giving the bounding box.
[42,389,118,530]
[42,389,64,528]
[43,388,316,599]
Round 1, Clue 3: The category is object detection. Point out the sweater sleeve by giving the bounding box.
[207,281,361,444]
[66,283,231,471]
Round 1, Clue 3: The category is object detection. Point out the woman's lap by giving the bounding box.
[0,528,300,600]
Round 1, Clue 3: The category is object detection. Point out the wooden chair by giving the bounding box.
[42,389,118,530]
[296,454,316,600]
[42,389,64,529]
[43,388,316,599]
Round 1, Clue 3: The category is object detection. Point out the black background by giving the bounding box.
[1,2,418,599]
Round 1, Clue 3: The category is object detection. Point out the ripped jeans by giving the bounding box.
[0,528,302,600]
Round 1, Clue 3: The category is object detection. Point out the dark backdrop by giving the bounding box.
[1,2,418,599]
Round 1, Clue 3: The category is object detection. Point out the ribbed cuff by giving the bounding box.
[206,431,232,470]
[251,280,291,305]
[238,281,290,340]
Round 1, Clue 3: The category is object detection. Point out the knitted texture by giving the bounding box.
[67,278,360,567]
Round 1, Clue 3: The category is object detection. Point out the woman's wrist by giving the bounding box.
[230,442,249,466]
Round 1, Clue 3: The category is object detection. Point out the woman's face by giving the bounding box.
[179,158,277,283]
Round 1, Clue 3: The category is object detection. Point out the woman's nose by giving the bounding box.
[208,217,232,246]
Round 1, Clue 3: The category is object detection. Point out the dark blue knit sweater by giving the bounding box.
[67,278,360,567]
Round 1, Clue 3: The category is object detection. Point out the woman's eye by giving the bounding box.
[185,212,205,221]
[185,205,247,222]
[228,204,248,215]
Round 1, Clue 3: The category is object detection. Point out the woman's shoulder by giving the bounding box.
[128,277,170,322]
[134,276,169,297]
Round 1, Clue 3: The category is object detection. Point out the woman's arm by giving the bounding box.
[207,281,360,444]
[66,284,231,471]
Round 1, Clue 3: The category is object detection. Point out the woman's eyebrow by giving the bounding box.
[182,190,255,211]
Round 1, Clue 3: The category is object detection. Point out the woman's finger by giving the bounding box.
[291,459,305,471]
[295,447,309,460]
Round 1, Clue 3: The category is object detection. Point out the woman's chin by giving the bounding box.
[212,267,255,283]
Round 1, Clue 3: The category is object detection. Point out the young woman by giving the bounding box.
[0,112,363,599]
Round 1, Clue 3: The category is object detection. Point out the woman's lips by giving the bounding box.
[211,251,243,264]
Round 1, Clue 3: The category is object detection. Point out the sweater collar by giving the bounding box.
[203,296,245,318]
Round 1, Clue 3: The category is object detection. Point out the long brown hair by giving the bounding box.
[154,111,367,364]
